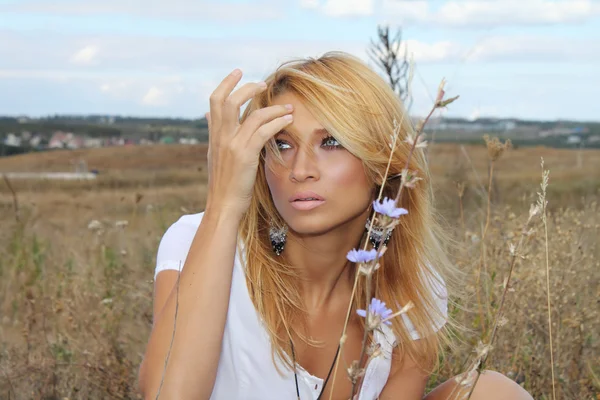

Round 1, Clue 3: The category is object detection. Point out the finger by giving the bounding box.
[221,81,268,134]
[239,104,293,137]
[247,114,294,154]
[209,69,243,134]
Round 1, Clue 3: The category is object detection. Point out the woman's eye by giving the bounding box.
[275,139,291,150]
[322,136,342,149]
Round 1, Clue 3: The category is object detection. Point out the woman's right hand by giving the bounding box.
[203,69,293,219]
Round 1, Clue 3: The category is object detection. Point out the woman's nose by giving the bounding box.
[288,147,319,182]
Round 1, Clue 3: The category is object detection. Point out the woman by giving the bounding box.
[139,52,532,400]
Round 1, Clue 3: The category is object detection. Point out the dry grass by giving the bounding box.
[0,143,599,399]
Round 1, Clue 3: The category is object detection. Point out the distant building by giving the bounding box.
[567,135,582,144]
[29,135,43,147]
[540,126,589,137]
[179,137,199,145]
[4,133,21,147]
[84,137,104,148]
[49,131,85,149]
[430,119,515,133]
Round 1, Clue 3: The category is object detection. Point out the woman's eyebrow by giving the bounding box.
[278,128,329,136]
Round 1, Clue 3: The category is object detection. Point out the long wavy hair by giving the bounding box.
[237,51,459,373]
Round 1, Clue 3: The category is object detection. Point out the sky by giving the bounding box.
[0,0,599,121]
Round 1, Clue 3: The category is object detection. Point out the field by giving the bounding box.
[0,142,599,399]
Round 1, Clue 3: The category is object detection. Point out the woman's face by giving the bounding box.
[265,91,373,236]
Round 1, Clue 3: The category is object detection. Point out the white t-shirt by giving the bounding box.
[154,212,448,400]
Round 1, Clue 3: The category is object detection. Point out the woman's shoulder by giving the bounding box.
[154,212,206,279]
[173,211,205,228]
[154,211,247,279]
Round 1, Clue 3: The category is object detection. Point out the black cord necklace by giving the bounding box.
[290,339,341,400]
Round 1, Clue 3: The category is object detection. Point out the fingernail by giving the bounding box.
[232,69,242,77]
[285,104,293,111]
[258,81,267,88]
[284,114,293,121]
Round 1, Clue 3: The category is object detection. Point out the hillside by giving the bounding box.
[0,144,208,172]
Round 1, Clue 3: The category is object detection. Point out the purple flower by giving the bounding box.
[346,249,378,263]
[372,197,408,218]
[357,298,394,329]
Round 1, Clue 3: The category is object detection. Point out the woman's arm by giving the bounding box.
[138,67,294,399]
[379,342,430,400]
[138,210,241,400]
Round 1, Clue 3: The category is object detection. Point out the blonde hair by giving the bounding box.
[238,51,459,373]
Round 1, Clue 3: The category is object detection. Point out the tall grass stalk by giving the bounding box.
[155,262,182,400]
[457,163,547,399]
[539,158,556,400]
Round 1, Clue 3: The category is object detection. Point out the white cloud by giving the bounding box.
[141,86,167,106]
[300,0,320,9]
[70,45,99,66]
[1,30,598,84]
[400,40,463,63]
[0,31,368,76]
[381,0,600,28]
[0,0,283,21]
[1,30,599,83]
[99,80,134,96]
[303,0,375,16]
[468,35,600,62]
[0,30,598,120]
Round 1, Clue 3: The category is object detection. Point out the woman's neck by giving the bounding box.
[283,214,367,312]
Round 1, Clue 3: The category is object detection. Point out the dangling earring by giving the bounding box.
[365,221,392,250]
[269,221,288,255]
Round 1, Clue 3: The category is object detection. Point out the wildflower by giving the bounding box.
[347,360,366,384]
[404,132,427,149]
[437,95,460,108]
[508,243,516,256]
[529,203,541,219]
[346,249,378,263]
[357,298,393,330]
[435,78,446,105]
[366,342,382,359]
[435,78,460,108]
[401,169,423,189]
[373,197,408,219]
[87,220,102,231]
[474,340,493,358]
[483,134,512,161]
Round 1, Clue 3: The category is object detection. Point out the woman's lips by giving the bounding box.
[289,199,326,211]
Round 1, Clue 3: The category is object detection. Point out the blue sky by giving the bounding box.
[0,0,599,121]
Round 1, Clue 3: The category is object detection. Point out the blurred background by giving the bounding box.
[0,1,598,399]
